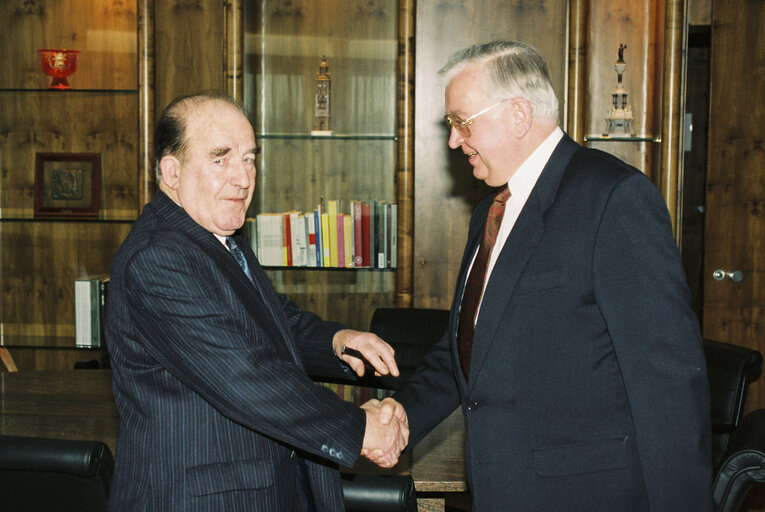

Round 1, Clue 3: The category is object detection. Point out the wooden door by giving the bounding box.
[703,0,765,420]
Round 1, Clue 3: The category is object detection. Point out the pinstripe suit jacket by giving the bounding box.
[106,190,364,511]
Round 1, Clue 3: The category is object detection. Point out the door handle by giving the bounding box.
[712,269,743,282]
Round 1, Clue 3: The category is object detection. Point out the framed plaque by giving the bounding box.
[34,152,100,218]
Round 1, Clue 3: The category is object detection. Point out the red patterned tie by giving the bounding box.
[457,186,511,378]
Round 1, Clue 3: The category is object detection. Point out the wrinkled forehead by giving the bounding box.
[183,99,253,145]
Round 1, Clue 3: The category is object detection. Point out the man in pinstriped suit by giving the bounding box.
[106,91,407,511]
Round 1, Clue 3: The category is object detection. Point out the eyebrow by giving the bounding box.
[209,147,231,159]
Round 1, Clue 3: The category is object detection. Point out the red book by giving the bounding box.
[353,201,363,267]
[361,202,371,267]
[281,213,292,267]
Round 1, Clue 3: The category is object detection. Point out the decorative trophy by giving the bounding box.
[603,44,634,136]
[311,56,333,136]
[38,49,80,90]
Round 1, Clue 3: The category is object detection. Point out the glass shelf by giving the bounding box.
[257,133,397,141]
[584,135,662,142]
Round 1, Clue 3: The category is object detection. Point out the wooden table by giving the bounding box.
[0,371,467,511]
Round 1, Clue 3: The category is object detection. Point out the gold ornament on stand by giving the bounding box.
[603,44,635,137]
[311,56,333,136]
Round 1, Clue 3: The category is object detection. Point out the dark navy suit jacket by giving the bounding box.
[106,190,364,511]
[395,135,713,511]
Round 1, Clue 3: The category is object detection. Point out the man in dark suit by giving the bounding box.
[106,91,407,511]
[393,41,712,510]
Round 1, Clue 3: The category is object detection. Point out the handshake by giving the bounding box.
[333,329,410,468]
[360,398,409,468]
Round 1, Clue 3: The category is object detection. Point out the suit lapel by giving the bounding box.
[152,191,301,365]
[467,135,579,387]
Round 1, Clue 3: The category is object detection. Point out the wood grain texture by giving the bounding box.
[153,0,225,118]
[585,0,664,177]
[0,92,139,220]
[138,0,155,207]
[0,221,133,343]
[0,371,119,450]
[704,0,765,425]
[659,0,687,236]
[413,0,568,309]
[396,0,416,307]
[0,0,137,90]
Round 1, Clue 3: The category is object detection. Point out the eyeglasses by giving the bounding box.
[444,99,509,137]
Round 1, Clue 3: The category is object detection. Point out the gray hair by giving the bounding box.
[440,41,559,122]
[153,91,249,183]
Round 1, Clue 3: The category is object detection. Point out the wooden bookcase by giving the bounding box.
[0,0,149,369]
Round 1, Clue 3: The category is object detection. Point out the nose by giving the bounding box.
[230,159,253,188]
[448,126,465,149]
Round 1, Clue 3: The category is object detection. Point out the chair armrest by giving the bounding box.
[712,409,765,512]
[341,473,418,512]
[0,435,113,480]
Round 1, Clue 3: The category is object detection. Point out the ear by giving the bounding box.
[511,98,533,139]
[159,155,181,190]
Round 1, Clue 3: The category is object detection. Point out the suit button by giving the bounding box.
[329,448,337,457]
[467,400,479,411]
[321,444,329,453]
[337,452,344,460]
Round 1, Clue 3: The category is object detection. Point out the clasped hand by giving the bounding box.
[360,397,409,468]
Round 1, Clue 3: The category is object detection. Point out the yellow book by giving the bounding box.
[343,214,353,267]
[321,213,331,267]
[327,200,339,267]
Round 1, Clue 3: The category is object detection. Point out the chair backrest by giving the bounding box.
[0,347,18,372]
[342,473,418,512]
[0,435,113,512]
[366,308,450,390]
[704,339,763,467]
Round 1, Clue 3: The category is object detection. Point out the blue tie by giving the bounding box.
[226,236,253,282]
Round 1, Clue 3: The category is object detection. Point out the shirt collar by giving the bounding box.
[505,126,564,202]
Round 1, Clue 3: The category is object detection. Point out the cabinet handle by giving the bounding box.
[712,269,744,282]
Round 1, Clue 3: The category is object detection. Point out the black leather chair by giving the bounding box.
[342,473,418,512]
[704,339,763,467]
[704,339,765,512]
[360,307,450,391]
[0,435,113,512]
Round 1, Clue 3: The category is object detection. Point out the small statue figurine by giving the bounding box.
[312,56,332,135]
[603,44,635,136]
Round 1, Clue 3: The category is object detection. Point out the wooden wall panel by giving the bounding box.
[154,0,226,117]
[8,347,101,371]
[413,0,568,309]
[0,92,139,220]
[0,0,137,90]
[704,0,765,415]
[0,221,133,346]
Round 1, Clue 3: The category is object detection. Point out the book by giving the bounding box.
[321,212,331,267]
[343,213,353,267]
[255,213,283,266]
[390,203,397,268]
[281,213,292,266]
[74,274,109,348]
[336,213,345,268]
[361,201,371,267]
[306,213,317,267]
[313,209,323,267]
[352,201,363,267]
[327,200,339,267]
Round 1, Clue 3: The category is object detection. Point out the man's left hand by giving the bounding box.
[333,329,399,378]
